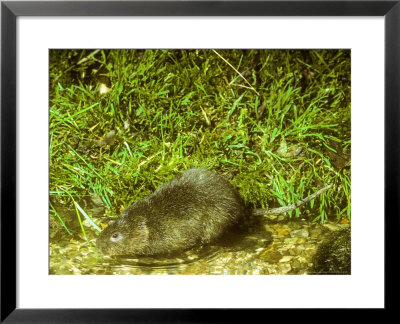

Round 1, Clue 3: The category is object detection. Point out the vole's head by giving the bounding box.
[96,215,149,256]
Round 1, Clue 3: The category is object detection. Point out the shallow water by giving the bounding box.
[49,207,350,275]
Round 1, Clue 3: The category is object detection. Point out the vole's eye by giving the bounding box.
[110,232,122,242]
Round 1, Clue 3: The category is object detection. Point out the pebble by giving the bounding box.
[260,250,283,263]
[279,255,294,263]
[278,263,292,274]
[322,223,341,231]
[50,207,351,275]
[290,229,309,238]
[278,228,291,236]
[310,227,323,236]
[291,259,302,269]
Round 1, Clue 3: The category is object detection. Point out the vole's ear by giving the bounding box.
[120,202,137,217]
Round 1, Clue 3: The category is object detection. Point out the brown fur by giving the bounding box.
[97,168,246,256]
[97,167,331,256]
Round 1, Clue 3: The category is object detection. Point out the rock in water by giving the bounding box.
[311,228,351,274]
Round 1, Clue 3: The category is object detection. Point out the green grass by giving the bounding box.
[49,49,351,235]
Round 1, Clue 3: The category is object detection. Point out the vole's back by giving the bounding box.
[97,168,246,256]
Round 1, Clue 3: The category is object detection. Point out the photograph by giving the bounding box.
[49,49,351,275]
[1,0,396,319]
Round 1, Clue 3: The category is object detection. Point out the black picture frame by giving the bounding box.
[1,0,398,321]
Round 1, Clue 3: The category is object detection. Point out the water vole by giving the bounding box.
[97,168,245,256]
[97,168,332,256]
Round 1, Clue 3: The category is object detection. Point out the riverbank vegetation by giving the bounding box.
[49,49,351,238]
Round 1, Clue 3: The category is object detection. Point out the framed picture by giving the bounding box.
[1,0,397,321]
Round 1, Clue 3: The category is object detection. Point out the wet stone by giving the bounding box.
[278,228,291,236]
[292,246,305,255]
[290,229,309,238]
[260,250,283,263]
[50,203,350,275]
[322,223,341,231]
[278,263,292,274]
[310,227,323,237]
[279,255,294,263]
[284,238,299,244]
[291,259,302,269]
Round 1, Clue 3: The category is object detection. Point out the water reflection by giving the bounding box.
[50,206,350,275]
